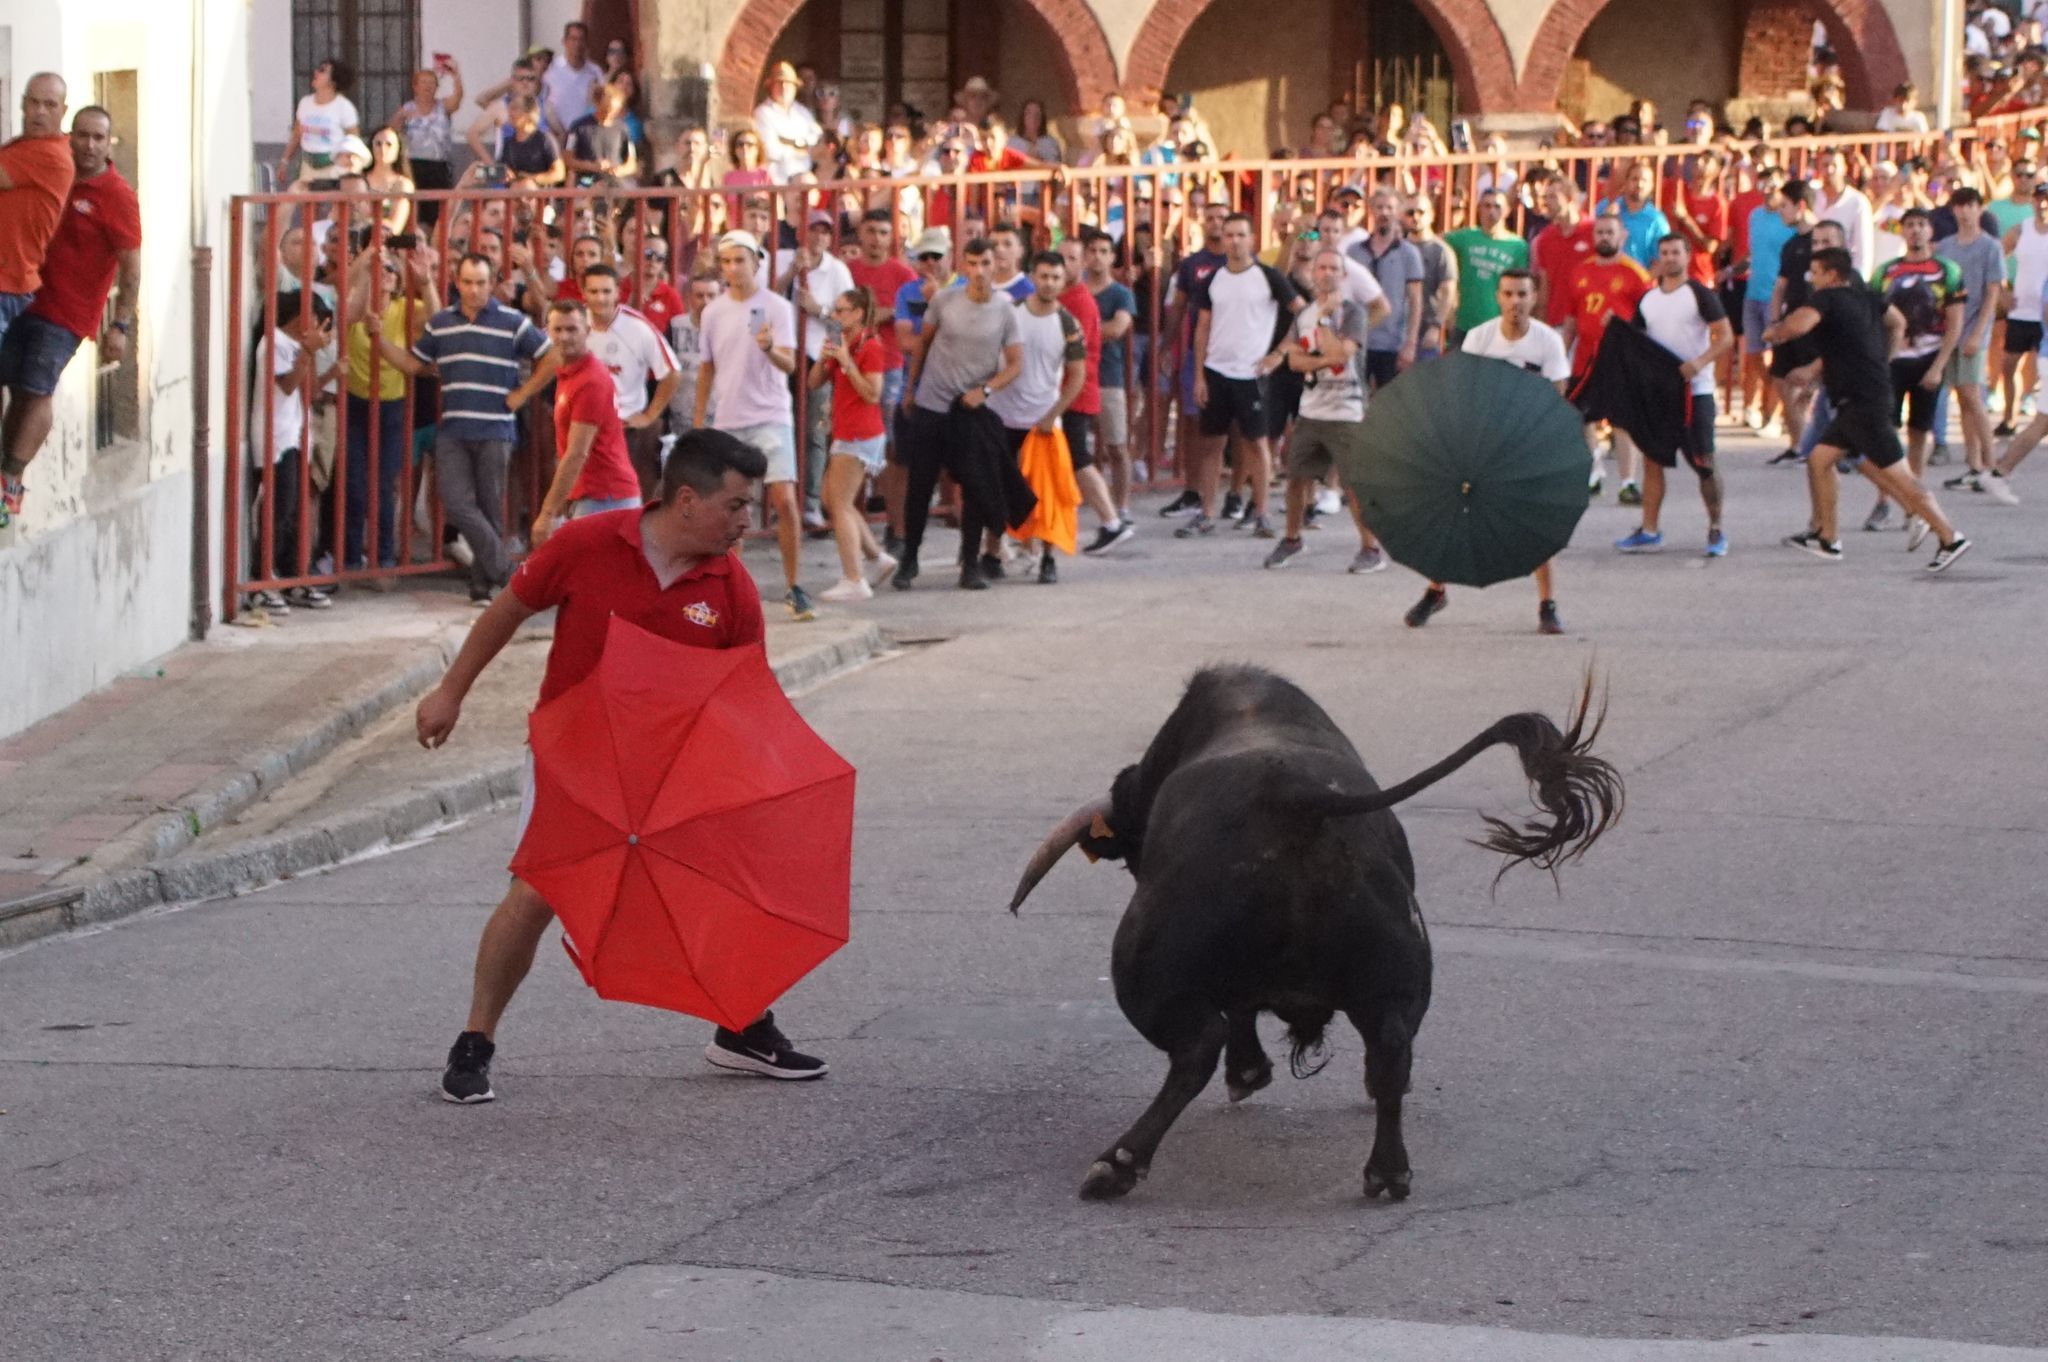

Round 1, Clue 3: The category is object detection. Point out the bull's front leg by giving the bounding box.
[1351,1007,1414,1201]
[1081,1009,1228,1200]
[1223,1009,1273,1103]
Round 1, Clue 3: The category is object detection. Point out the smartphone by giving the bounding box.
[1449,118,1473,154]
[432,52,452,69]
[386,232,419,251]
[478,164,509,188]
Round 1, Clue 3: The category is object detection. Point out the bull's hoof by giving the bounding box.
[1226,1062,1273,1103]
[1080,1150,1141,1200]
[1363,1166,1412,1201]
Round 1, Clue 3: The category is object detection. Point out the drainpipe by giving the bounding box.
[1936,0,1961,130]
[189,0,214,638]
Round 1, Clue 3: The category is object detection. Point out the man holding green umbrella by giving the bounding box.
[1404,269,1574,634]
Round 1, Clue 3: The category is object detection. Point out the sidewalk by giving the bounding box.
[0,578,886,948]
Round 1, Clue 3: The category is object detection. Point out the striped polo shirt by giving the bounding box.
[410,298,550,441]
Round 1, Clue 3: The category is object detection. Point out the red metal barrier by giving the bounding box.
[222,112,2048,616]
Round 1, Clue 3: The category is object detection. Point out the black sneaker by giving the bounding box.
[1927,537,1973,573]
[705,1011,828,1080]
[1942,470,1981,492]
[978,552,1006,580]
[1403,585,1447,628]
[1768,447,1803,466]
[1037,552,1059,584]
[1995,420,2017,438]
[958,564,989,590]
[1784,529,1843,562]
[1537,600,1565,636]
[892,553,919,589]
[882,531,906,559]
[1220,491,1245,521]
[1083,521,1136,555]
[1157,489,1200,517]
[786,585,817,621]
[440,1031,496,1103]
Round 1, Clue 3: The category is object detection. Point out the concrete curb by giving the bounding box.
[2,622,888,951]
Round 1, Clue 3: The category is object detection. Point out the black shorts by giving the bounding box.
[1719,283,1746,336]
[1266,365,1303,431]
[1641,395,1717,476]
[1199,369,1271,439]
[1364,348,1403,389]
[1059,409,1095,471]
[1769,334,1820,378]
[1890,354,1941,433]
[1818,398,1906,469]
[2005,319,2043,356]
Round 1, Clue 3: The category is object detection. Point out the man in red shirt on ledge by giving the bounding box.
[531,296,642,545]
[419,428,830,1103]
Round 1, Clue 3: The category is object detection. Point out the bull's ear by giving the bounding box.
[1080,765,1145,865]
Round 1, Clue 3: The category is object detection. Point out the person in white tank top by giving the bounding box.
[1997,189,2048,431]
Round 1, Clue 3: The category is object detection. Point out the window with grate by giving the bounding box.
[292,0,420,131]
[94,69,141,452]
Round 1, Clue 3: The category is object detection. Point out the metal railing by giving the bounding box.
[220,109,2048,616]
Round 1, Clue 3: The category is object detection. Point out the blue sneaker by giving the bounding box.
[1614,528,1664,553]
[1704,528,1728,557]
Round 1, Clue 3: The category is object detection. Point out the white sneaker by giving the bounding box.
[868,552,899,588]
[1905,516,1932,552]
[1986,472,2021,506]
[446,537,475,568]
[1313,486,1342,516]
[818,577,873,602]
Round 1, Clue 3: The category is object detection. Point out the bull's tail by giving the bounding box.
[1281,672,1624,882]
[1283,1009,1335,1079]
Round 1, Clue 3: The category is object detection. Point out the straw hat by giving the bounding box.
[766,61,801,90]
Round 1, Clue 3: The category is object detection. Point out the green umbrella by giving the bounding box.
[1342,350,1591,588]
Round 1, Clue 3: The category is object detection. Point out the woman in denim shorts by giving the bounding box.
[809,287,899,600]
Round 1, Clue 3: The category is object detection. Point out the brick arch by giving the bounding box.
[1123,0,1522,113]
[1517,0,1910,113]
[717,0,1119,122]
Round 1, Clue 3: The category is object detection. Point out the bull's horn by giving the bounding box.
[1009,797,1112,913]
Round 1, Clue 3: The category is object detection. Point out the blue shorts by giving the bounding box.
[1741,297,1774,355]
[830,434,888,472]
[0,306,74,394]
[570,495,640,517]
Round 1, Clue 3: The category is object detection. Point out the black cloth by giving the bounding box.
[1777,228,1818,312]
[898,400,1038,564]
[499,128,559,179]
[1570,318,1693,468]
[1805,284,1895,407]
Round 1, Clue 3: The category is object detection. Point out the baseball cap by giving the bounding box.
[717,229,764,258]
[807,210,835,228]
[910,227,952,257]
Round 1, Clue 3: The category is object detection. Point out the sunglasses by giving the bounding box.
[1300,229,1320,240]
[916,251,944,261]
[643,249,668,261]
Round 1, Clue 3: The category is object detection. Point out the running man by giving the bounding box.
[1614,234,1735,557]
[1409,269,1574,635]
[696,229,816,620]
[1764,246,1971,571]
[426,428,829,1104]
[1863,209,1965,532]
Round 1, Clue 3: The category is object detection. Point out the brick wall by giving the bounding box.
[1739,0,1819,101]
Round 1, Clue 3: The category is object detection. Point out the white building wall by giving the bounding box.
[0,0,252,738]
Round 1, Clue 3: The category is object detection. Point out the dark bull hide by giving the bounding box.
[1009,665,1623,1202]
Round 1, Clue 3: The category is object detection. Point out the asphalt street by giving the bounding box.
[4,432,2047,1360]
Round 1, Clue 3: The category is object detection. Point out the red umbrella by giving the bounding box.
[510,617,854,1029]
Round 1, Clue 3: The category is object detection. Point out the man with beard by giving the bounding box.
[1560,211,1651,500]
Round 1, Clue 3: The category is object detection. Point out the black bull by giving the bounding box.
[1009,666,1623,1202]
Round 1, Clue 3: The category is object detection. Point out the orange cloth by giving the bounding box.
[1010,427,1081,555]
[0,134,76,294]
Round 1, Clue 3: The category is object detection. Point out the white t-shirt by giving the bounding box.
[587,307,679,420]
[1815,184,1875,273]
[1196,261,1291,380]
[1294,299,1370,423]
[700,290,797,429]
[1635,279,1727,396]
[786,252,855,360]
[755,99,824,183]
[1874,107,1931,133]
[1460,317,1571,382]
[542,56,604,132]
[295,93,359,157]
[260,331,307,461]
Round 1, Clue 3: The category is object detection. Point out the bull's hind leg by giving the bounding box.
[1349,1007,1415,1201]
[1081,1008,1227,1200]
[1224,1009,1273,1103]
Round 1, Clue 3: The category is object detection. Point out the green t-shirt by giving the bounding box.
[1445,227,1531,333]
[1989,199,2033,282]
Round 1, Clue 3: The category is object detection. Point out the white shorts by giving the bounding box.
[830,434,888,472]
[1098,387,1129,446]
[727,422,798,485]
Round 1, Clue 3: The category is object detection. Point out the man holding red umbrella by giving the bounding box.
[418,429,830,1103]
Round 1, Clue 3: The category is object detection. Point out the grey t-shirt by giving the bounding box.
[1350,235,1425,352]
[914,287,1021,414]
[1294,300,1370,423]
[1936,231,2005,340]
[1413,237,1457,335]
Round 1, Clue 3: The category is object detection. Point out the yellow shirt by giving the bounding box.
[346,298,425,402]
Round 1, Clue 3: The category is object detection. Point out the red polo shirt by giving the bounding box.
[27,165,141,338]
[0,134,75,294]
[847,255,918,370]
[1058,281,1102,416]
[511,508,766,705]
[554,350,639,503]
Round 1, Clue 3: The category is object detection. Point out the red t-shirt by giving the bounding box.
[968,145,1032,175]
[1672,187,1728,287]
[1565,254,1652,374]
[1058,281,1102,415]
[510,508,766,706]
[626,281,685,336]
[1531,218,1596,325]
[822,330,887,441]
[847,256,918,369]
[554,351,639,502]
[1727,189,1768,279]
[26,165,141,338]
[0,135,76,294]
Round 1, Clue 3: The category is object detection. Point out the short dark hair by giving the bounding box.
[1810,246,1855,282]
[989,222,1023,243]
[1497,267,1533,285]
[961,236,993,257]
[71,105,114,132]
[1900,207,1933,226]
[273,288,332,331]
[563,20,589,36]
[661,428,767,502]
[1950,186,1984,207]
[1780,179,1811,206]
[1657,232,1688,249]
[1222,211,1254,230]
[319,58,355,93]
[859,208,892,227]
[455,251,496,277]
[547,298,589,319]
[580,262,620,284]
[1029,250,1065,273]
